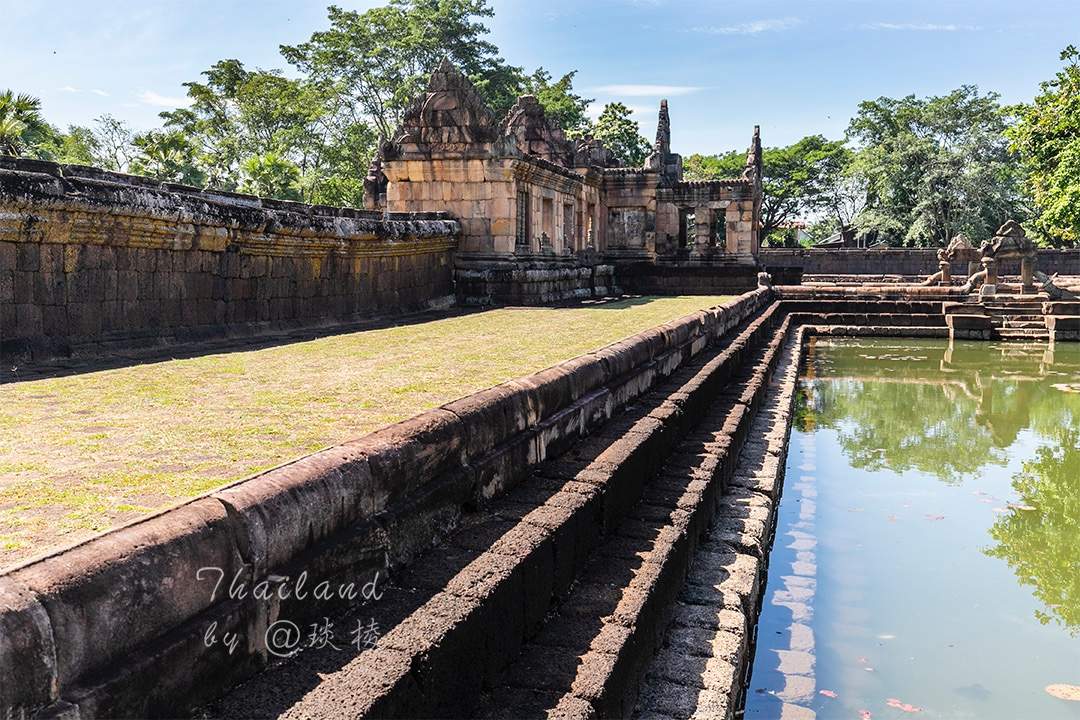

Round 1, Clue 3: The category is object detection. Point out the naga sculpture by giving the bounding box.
[980,220,1039,291]
[922,233,977,286]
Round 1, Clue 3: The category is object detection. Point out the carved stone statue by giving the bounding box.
[981,220,1038,291]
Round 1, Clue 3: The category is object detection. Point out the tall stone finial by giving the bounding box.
[654,99,671,157]
[644,99,681,179]
[742,125,762,183]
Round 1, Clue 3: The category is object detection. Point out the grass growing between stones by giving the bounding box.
[0,295,731,568]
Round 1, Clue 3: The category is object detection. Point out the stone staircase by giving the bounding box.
[983,294,1049,341]
[203,302,794,720]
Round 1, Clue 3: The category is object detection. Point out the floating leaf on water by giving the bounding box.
[819,689,838,698]
[860,711,873,720]
[1045,684,1080,702]
[886,697,923,713]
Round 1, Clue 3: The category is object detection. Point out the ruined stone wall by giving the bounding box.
[0,157,459,360]
[761,247,1080,277]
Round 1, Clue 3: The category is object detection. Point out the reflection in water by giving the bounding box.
[798,338,1080,632]
[747,338,1080,719]
[987,435,1080,633]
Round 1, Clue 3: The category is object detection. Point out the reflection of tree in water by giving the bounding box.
[986,433,1080,634]
[797,341,1080,484]
[796,377,1005,484]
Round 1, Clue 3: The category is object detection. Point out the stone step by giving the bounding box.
[996,328,1050,341]
[993,319,1046,329]
[203,302,787,720]
[633,327,803,720]
[985,306,1044,315]
[474,318,793,720]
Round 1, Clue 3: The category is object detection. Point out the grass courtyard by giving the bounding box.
[0,295,731,568]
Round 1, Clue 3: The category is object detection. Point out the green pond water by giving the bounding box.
[744,337,1080,720]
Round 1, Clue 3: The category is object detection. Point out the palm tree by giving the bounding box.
[0,90,49,156]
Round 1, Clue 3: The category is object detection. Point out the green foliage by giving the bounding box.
[683,151,744,181]
[0,90,51,157]
[90,115,134,172]
[281,0,520,138]
[987,435,1080,633]
[521,68,592,136]
[35,125,96,165]
[130,130,206,186]
[589,103,650,167]
[847,86,1026,246]
[1008,46,1080,246]
[240,152,303,200]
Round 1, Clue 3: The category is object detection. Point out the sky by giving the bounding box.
[2,0,1078,155]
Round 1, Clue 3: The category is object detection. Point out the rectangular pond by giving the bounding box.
[744,337,1080,719]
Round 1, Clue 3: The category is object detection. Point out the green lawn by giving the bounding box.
[0,295,731,568]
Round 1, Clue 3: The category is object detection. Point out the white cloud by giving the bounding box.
[693,17,802,35]
[58,85,80,93]
[592,84,702,97]
[862,22,980,31]
[90,89,110,97]
[586,102,651,121]
[138,90,192,108]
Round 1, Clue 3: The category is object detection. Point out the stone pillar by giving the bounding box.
[694,206,711,254]
[980,257,998,298]
[1021,256,1035,293]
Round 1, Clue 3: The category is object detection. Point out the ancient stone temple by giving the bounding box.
[365,58,763,304]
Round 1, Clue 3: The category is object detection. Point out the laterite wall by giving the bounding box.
[0,157,460,361]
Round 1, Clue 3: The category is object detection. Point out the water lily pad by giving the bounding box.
[1045,684,1080,702]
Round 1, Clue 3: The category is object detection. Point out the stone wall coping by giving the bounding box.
[0,155,460,240]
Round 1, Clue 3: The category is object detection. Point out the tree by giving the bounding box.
[35,124,97,165]
[239,152,302,200]
[847,86,1026,246]
[158,59,325,191]
[589,103,650,167]
[130,130,206,186]
[0,90,51,156]
[91,115,134,172]
[1008,46,1080,246]
[281,0,521,140]
[683,151,744,181]
[521,68,592,136]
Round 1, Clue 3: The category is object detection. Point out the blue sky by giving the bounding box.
[2,0,1078,155]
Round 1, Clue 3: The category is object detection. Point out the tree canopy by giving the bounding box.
[846,86,1026,247]
[1008,46,1080,246]
[589,103,650,167]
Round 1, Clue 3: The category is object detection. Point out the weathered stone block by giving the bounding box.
[7,497,247,689]
[0,578,57,713]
